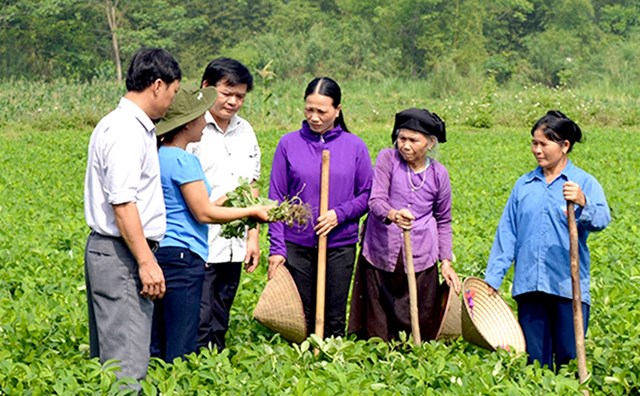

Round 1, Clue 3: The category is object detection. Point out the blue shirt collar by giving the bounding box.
[526,159,576,184]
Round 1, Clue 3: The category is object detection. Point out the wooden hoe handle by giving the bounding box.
[568,201,589,393]
[403,229,421,345]
[315,150,330,340]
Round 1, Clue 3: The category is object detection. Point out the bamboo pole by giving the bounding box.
[403,229,421,345]
[315,150,330,343]
[567,201,589,394]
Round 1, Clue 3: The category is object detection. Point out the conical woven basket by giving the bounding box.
[460,277,526,353]
[436,281,462,339]
[253,265,307,343]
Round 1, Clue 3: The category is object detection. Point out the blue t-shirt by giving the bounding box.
[158,146,212,261]
[485,160,610,305]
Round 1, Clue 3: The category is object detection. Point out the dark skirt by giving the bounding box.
[348,252,439,342]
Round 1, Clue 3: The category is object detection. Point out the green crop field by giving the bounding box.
[0,80,639,395]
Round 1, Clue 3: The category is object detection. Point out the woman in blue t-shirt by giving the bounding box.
[152,87,270,361]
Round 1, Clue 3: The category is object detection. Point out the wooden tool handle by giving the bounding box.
[568,201,589,391]
[403,229,421,345]
[315,150,330,340]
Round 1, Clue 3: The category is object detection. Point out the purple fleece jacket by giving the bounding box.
[268,121,373,257]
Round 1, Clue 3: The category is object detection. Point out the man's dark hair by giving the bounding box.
[125,48,182,92]
[201,58,253,91]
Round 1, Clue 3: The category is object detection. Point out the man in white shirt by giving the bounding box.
[188,58,261,351]
[84,48,181,384]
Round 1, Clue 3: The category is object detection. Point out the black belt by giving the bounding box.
[91,231,159,253]
[147,239,160,253]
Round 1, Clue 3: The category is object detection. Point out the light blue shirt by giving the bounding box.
[158,146,212,261]
[485,160,610,305]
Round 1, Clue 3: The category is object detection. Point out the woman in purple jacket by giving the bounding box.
[268,77,373,338]
[348,108,461,341]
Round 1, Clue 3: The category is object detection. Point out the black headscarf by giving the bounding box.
[391,108,446,144]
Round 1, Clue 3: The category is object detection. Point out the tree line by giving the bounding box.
[1,0,639,90]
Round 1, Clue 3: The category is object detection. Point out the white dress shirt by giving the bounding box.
[84,97,166,241]
[187,111,261,263]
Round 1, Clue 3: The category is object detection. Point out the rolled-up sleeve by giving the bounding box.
[576,177,610,232]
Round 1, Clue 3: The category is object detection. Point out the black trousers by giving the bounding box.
[285,241,356,338]
[197,262,242,351]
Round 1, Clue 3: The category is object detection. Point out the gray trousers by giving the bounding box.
[84,232,153,384]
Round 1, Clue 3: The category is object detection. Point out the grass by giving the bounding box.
[3,77,640,135]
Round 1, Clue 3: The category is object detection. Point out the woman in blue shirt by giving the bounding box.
[485,110,610,370]
[152,87,270,361]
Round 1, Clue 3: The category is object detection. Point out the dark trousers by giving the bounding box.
[150,247,205,362]
[197,262,242,351]
[285,242,356,338]
[516,291,590,371]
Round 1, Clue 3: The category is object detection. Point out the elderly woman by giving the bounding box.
[152,87,270,361]
[484,110,610,370]
[348,108,461,341]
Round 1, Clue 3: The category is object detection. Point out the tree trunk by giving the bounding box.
[105,0,122,84]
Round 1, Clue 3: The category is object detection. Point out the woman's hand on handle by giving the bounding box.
[388,208,415,230]
[315,209,338,236]
[563,181,586,207]
[440,260,461,294]
[268,254,286,280]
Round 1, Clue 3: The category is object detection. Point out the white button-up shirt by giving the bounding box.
[84,97,166,241]
[188,111,261,263]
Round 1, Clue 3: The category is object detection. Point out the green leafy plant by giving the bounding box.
[1,82,639,395]
[220,178,311,239]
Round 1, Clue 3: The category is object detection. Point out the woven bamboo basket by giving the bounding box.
[460,277,526,353]
[436,281,462,339]
[253,265,307,343]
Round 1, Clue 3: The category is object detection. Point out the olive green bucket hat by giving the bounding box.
[156,86,217,136]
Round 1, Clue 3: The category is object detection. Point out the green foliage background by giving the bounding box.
[2,0,640,92]
[0,80,639,394]
[2,0,639,393]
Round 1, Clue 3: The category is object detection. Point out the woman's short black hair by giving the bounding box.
[304,77,349,132]
[531,110,583,152]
